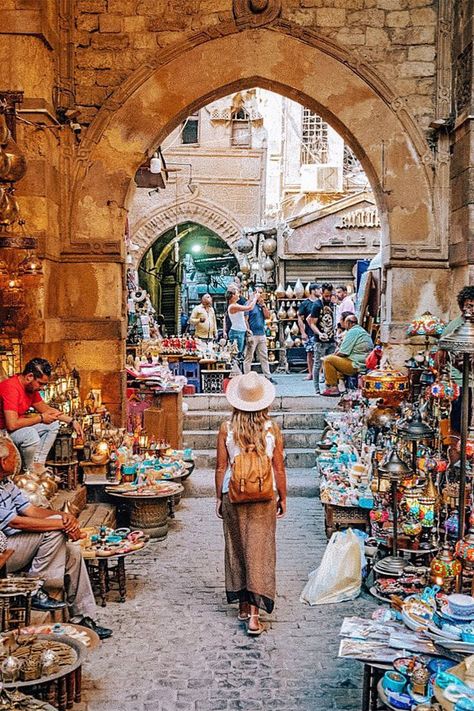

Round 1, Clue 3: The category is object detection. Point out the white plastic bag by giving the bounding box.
[300,528,362,606]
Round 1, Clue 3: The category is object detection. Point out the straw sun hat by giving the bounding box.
[225,372,276,412]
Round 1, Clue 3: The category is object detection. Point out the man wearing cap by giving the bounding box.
[297,283,320,381]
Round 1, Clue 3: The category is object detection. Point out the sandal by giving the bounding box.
[238,604,250,622]
[247,613,264,636]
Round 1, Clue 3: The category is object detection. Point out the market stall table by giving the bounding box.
[1,634,85,711]
[323,502,370,539]
[84,545,148,608]
[106,483,183,540]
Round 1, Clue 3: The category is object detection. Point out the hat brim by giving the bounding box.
[225,374,276,412]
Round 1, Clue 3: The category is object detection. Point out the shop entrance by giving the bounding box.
[137,222,239,337]
[62,24,443,415]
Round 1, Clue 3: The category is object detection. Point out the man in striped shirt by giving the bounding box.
[0,437,112,640]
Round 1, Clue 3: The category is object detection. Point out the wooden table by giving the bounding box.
[85,546,146,608]
[323,502,370,539]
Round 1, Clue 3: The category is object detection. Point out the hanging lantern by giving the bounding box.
[455,514,474,573]
[235,235,253,254]
[250,259,260,274]
[430,541,461,591]
[240,255,251,275]
[262,237,277,255]
[262,256,275,272]
[18,252,42,276]
[418,496,435,528]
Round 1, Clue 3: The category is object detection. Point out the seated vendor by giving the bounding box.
[0,437,112,638]
[322,315,373,397]
[0,358,80,474]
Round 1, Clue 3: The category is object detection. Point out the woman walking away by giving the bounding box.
[226,290,257,357]
[215,372,287,636]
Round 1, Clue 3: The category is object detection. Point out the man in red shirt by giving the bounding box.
[0,358,79,473]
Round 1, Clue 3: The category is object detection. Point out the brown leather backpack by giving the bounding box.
[228,424,274,504]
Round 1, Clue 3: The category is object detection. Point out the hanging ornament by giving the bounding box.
[263,256,275,272]
[285,284,294,299]
[294,278,305,299]
[235,235,253,254]
[262,237,277,255]
[240,255,251,275]
[275,282,286,299]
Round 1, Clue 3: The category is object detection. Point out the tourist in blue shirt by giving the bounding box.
[243,287,276,383]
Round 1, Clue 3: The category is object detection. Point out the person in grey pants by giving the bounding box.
[0,358,82,473]
[307,283,336,394]
[243,287,276,383]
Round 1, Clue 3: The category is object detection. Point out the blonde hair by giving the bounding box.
[231,408,271,456]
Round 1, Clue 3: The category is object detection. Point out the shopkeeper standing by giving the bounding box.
[0,358,80,475]
[307,283,337,395]
[189,293,218,341]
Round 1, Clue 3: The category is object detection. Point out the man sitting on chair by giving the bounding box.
[0,358,81,475]
[322,315,373,396]
[0,437,112,639]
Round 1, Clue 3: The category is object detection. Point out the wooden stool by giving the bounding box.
[46,460,79,490]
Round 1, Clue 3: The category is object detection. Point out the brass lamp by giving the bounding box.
[430,541,462,592]
[379,448,411,570]
[398,406,435,475]
[439,308,474,539]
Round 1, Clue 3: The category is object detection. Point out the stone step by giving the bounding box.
[185,393,329,412]
[183,467,320,498]
[192,447,316,470]
[183,428,322,450]
[184,410,326,430]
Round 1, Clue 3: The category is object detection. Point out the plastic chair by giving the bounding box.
[186,377,201,393]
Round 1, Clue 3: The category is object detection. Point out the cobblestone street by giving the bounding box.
[80,497,375,711]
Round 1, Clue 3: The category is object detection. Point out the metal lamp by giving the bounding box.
[439,309,474,540]
[378,448,411,569]
[398,406,435,474]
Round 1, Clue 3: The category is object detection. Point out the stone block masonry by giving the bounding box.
[73,0,439,129]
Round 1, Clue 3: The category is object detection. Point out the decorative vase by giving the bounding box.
[284,334,294,348]
[294,337,302,347]
[269,352,276,362]
[284,325,291,338]
[305,282,311,297]
[294,278,305,299]
[275,282,286,299]
[290,321,299,336]
[277,305,287,320]
[287,303,297,320]
[285,284,294,299]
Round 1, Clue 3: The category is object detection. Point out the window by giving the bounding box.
[231,108,251,147]
[182,112,199,144]
[300,108,328,165]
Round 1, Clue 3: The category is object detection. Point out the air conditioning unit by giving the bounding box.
[300,164,342,193]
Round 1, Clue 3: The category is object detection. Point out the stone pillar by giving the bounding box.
[449,0,474,294]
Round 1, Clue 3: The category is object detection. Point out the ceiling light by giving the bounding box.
[150,152,162,174]
[191,244,202,253]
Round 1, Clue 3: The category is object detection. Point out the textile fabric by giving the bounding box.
[222,493,277,613]
[6,528,97,620]
[243,335,271,378]
[10,421,60,469]
[323,355,358,387]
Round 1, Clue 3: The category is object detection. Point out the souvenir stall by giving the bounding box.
[313,305,474,711]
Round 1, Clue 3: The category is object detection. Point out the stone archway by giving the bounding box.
[130,198,245,271]
[57,21,449,415]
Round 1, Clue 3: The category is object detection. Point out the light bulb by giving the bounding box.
[150,152,162,174]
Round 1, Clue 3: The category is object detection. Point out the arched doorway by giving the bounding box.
[59,23,446,416]
[137,222,239,336]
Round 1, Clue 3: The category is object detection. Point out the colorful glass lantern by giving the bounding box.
[430,541,462,591]
[406,311,445,338]
[418,497,435,528]
[430,379,460,401]
[404,489,422,518]
[362,368,409,406]
[455,515,474,572]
